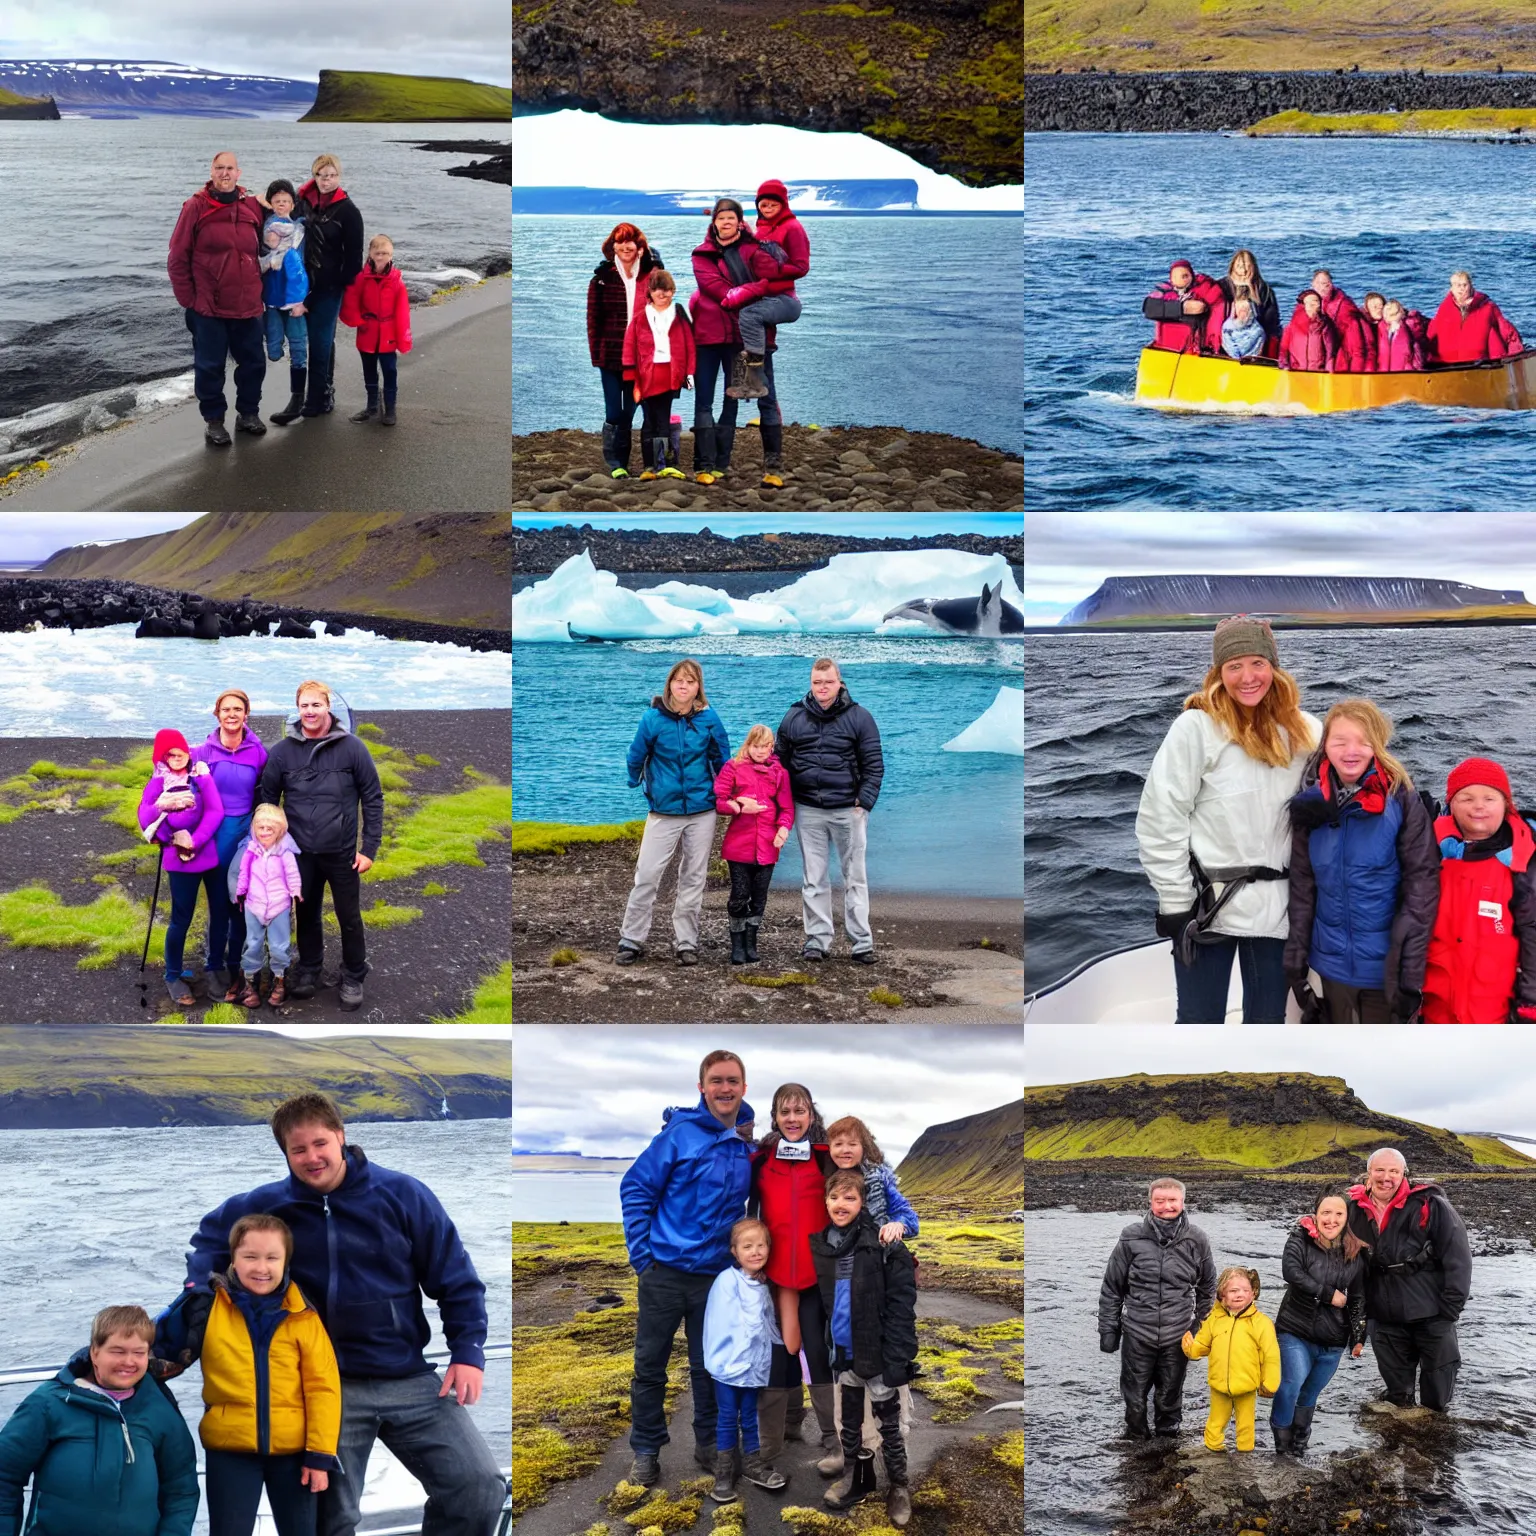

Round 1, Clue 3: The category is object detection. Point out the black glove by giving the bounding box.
[1154,907,1196,939]
[184,306,197,333]
[1292,980,1324,1023]
[1393,988,1422,1024]
[1100,1331,1120,1354]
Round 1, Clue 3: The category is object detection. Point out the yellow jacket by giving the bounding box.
[1182,1302,1281,1398]
[199,1278,341,1460]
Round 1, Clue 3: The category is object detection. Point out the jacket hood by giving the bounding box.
[298,179,349,204]
[249,831,301,859]
[650,695,711,719]
[213,1270,311,1315]
[284,690,354,742]
[662,1094,756,1134]
[695,227,760,258]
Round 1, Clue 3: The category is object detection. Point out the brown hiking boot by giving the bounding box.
[268,976,287,1007]
[240,977,262,1008]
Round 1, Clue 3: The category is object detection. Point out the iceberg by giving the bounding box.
[512,551,707,642]
[942,686,1024,755]
[767,551,1024,633]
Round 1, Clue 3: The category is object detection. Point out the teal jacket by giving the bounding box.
[0,1351,199,1536]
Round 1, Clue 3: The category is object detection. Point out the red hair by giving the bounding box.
[603,223,649,262]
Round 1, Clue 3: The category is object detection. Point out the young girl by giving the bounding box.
[1182,1267,1280,1453]
[713,725,795,966]
[260,180,309,426]
[234,803,304,1009]
[1422,756,1536,1022]
[622,269,696,480]
[1377,299,1426,372]
[1277,291,1338,372]
[339,233,411,425]
[825,1116,919,1243]
[1285,699,1440,1023]
[702,1217,788,1503]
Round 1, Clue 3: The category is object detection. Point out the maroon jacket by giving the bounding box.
[714,754,795,865]
[1289,287,1372,372]
[752,178,810,297]
[690,229,786,349]
[1277,311,1338,372]
[168,183,265,319]
[340,264,413,354]
[587,247,665,371]
[621,304,698,400]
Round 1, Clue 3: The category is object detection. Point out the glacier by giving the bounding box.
[942,686,1024,756]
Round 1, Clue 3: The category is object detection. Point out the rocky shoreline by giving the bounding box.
[1026,68,1536,132]
[402,138,511,184]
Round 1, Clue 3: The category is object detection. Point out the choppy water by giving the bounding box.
[1024,626,1536,991]
[1025,1207,1536,1535]
[512,215,1025,455]
[1025,134,1536,509]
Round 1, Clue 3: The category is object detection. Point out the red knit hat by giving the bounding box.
[1170,257,1195,275]
[152,729,190,763]
[1447,756,1513,806]
[756,178,790,209]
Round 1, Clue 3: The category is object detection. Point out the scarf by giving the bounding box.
[616,255,639,316]
[718,236,753,288]
[1151,1212,1186,1245]
[646,302,674,364]
[823,1219,855,1252]
[1320,758,1387,815]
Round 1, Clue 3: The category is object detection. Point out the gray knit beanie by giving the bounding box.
[1212,614,1279,669]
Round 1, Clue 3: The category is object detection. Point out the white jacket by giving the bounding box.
[703,1265,781,1387]
[1136,706,1320,940]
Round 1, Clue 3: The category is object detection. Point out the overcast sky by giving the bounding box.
[1027,1025,1536,1144]
[513,1025,1023,1165]
[1,1,510,85]
[0,513,202,562]
[1026,512,1536,623]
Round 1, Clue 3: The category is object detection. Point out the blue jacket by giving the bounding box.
[703,1265,781,1387]
[185,1145,487,1378]
[862,1162,920,1237]
[621,1096,755,1275]
[0,1351,199,1536]
[627,698,731,816]
[261,216,309,308]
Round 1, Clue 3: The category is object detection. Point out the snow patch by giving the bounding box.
[942,686,1023,755]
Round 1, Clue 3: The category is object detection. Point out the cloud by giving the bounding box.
[0,513,205,562]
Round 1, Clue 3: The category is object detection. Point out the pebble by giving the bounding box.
[531,478,567,493]
[937,468,968,480]
[876,437,911,459]
[851,471,893,485]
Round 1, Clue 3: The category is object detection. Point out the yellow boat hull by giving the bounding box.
[1133,346,1536,413]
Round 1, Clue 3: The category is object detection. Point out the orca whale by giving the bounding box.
[882,581,1023,637]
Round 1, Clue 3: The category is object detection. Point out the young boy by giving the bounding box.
[1181,1267,1281,1453]
[1422,756,1536,1022]
[261,179,309,426]
[339,233,412,425]
[807,1169,918,1529]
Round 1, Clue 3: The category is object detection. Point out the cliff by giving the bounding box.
[0,86,59,119]
[301,69,512,122]
[896,1097,1024,1209]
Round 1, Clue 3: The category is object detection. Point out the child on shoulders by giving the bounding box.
[1182,1266,1280,1452]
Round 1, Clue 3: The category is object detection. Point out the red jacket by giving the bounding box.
[690,230,786,349]
[752,1142,835,1290]
[752,178,810,297]
[339,265,413,354]
[1289,288,1373,372]
[1422,811,1536,1023]
[713,755,795,865]
[1427,291,1524,364]
[1374,316,1426,372]
[621,304,697,400]
[167,184,265,319]
[1277,312,1338,372]
[1143,273,1225,353]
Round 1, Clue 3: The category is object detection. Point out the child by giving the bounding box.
[1285,699,1440,1023]
[730,177,808,398]
[1142,259,1225,354]
[233,803,303,1009]
[1220,297,1267,360]
[713,725,795,965]
[702,1217,789,1503]
[1422,756,1536,1022]
[808,1169,918,1528]
[1277,291,1338,373]
[154,1214,340,1536]
[1377,299,1426,372]
[261,180,309,426]
[825,1116,919,1243]
[339,233,412,426]
[622,269,696,481]
[1181,1266,1280,1453]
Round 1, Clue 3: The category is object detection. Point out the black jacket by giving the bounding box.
[1217,274,1281,340]
[300,187,365,296]
[1345,1181,1472,1325]
[256,701,384,859]
[775,685,884,811]
[1098,1212,1216,1350]
[808,1213,918,1387]
[1274,1218,1368,1349]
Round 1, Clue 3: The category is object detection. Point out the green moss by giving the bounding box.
[431,961,511,1023]
[421,881,450,897]
[201,1002,249,1024]
[0,884,164,969]
[993,1429,1023,1469]
[324,899,422,932]
[857,59,900,97]
[605,1483,650,1514]
[356,722,386,740]
[369,783,509,880]
[413,753,440,767]
[808,3,893,14]
[740,972,815,988]
[868,987,903,1007]
[512,819,645,856]
[550,947,580,967]
[624,1492,703,1531]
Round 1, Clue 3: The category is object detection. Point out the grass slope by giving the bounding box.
[300,69,512,123]
[897,1099,1024,1211]
[1249,107,1536,136]
[0,86,51,108]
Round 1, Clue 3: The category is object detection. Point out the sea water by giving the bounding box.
[510,1170,625,1223]
[1025,133,1536,509]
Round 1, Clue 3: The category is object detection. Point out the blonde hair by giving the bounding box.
[1451,269,1473,286]
[295,680,332,706]
[730,1217,770,1253]
[1184,663,1315,768]
[1383,298,1405,320]
[369,234,394,255]
[311,154,341,176]
[1215,1266,1260,1303]
[252,802,289,836]
[734,724,775,763]
[1320,698,1412,792]
[663,658,707,712]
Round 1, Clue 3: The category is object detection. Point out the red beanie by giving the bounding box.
[1170,257,1194,275]
[756,178,790,209]
[1447,756,1513,806]
[152,729,190,763]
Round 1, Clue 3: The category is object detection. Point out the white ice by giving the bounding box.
[942,686,1024,755]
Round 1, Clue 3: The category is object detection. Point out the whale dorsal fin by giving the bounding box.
[980,581,998,612]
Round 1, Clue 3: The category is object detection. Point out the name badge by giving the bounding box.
[1479,901,1504,921]
[775,1139,812,1162]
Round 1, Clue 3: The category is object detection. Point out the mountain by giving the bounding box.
[896,1097,1023,1210]
[0,60,313,118]
[1026,1072,1536,1172]
[35,512,511,630]
[514,181,921,215]
[300,69,511,123]
[1060,574,1536,626]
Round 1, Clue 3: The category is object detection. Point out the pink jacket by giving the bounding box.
[713,755,795,865]
[235,833,303,923]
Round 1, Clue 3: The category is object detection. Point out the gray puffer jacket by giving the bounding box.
[1098,1212,1216,1349]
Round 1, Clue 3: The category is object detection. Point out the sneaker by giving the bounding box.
[611,466,630,479]
[235,413,267,435]
[164,976,195,1007]
[801,945,827,963]
[615,945,642,966]
[339,978,364,1011]
[676,948,699,967]
[695,470,718,485]
[659,467,686,479]
[850,948,877,965]
[630,1452,660,1486]
[204,419,232,447]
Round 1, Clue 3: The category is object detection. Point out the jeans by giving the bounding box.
[640,390,675,442]
[265,305,309,365]
[205,1448,315,1536]
[204,812,252,977]
[163,869,204,983]
[715,1381,760,1453]
[304,289,344,404]
[620,811,717,951]
[319,1371,505,1536]
[600,366,638,426]
[191,311,266,419]
[630,1261,718,1454]
[693,343,741,430]
[244,903,294,976]
[757,350,782,428]
[736,292,802,355]
[795,805,871,953]
[361,350,399,404]
[1271,1331,1343,1428]
[1174,935,1287,1022]
[726,861,775,920]
[294,849,367,983]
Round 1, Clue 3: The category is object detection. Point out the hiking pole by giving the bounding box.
[137,860,163,1007]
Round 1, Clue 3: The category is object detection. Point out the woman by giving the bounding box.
[1218,250,1280,351]
[617,659,731,966]
[191,689,270,1003]
[1136,615,1320,1022]
[587,223,664,479]
[1270,1194,1367,1455]
[1427,269,1524,364]
[296,154,365,417]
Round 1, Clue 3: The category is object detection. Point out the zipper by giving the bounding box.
[324,1193,339,1323]
[252,1302,273,1457]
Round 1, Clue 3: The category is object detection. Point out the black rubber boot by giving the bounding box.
[874,1394,907,1486]
[271,366,307,425]
[235,412,266,435]
[744,916,761,962]
[380,399,397,426]
[1272,1422,1295,1455]
[825,1450,877,1510]
[1290,1404,1315,1453]
[612,417,632,476]
[760,422,784,487]
[351,389,379,423]
[730,921,748,965]
[693,424,718,482]
[715,423,736,480]
[602,421,624,473]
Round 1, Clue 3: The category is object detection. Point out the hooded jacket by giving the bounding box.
[1288,286,1373,371]
[775,685,884,812]
[1220,313,1268,360]
[621,1095,756,1275]
[750,1138,837,1290]
[627,697,731,817]
[713,754,795,865]
[340,263,413,354]
[808,1212,919,1388]
[1277,309,1338,372]
[297,180,365,296]
[690,227,788,348]
[0,1350,198,1536]
[1216,274,1280,341]
[1274,1215,1368,1349]
[587,245,665,371]
[235,832,304,923]
[137,762,227,875]
[621,302,697,400]
[186,1144,488,1378]
[703,1264,782,1387]
[192,726,269,819]
[1428,289,1523,364]
[1345,1179,1472,1325]
[168,182,266,319]
[260,216,309,309]
[1098,1211,1216,1350]
[1182,1299,1281,1398]
[752,179,811,296]
[1142,271,1225,353]
[1375,315,1427,373]
[255,694,384,860]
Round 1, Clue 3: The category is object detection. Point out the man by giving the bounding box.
[775,658,884,964]
[620,1049,755,1487]
[168,150,267,446]
[1098,1177,1216,1439]
[1345,1147,1472,1412]
[257,681,384,1011]
[184,1094,505,1536]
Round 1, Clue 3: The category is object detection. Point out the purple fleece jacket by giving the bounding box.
[136,768,226,874]
[191,727,269,818]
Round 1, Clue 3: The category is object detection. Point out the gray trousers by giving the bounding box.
[796,805,871,953]
[737,293,802,355]
[620,810,717,951]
